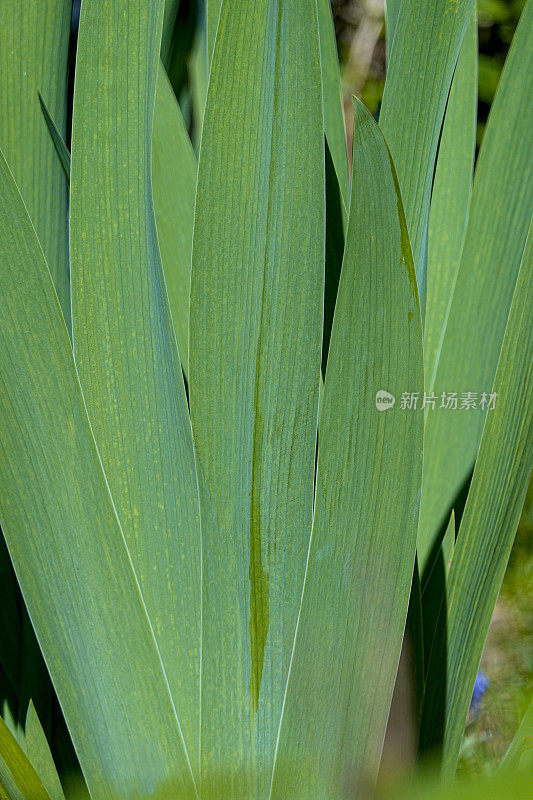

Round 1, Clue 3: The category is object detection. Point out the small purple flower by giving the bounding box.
[470,669,489,715]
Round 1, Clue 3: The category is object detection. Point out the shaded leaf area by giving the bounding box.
[322,138,346,376]
[152,64,197,378]
[317,0,349,212]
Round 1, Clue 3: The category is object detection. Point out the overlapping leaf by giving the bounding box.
[0,0,70,324]
[270,99,424,800]
[417,0,533,570]
[189,1,324,796]
[0,151,196,799]
[0,713,50,800]
[317,0,349,211]
[425,10,477,392]
[70,0,201,777]
[152,65,197,376]
[380,0,474,309]
[442,224,532,776]
[385,0,401,57]
[162,0,181,65]
[25,703,65,800]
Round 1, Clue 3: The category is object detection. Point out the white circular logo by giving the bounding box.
[375,390,395,411]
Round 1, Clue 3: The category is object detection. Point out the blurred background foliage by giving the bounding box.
[332,0,527,149]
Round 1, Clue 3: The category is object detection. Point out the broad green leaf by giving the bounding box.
[152,65,197,377]
[25,703,65,800]
[0,0,70,326]
[379,0,474,309]
[442,224,533,777]
[500,695,533,772]
[208,0,348,213]
[0,150,196,799]
[0,715,49,800]
[270,98,424,800]
[425,10,477,392]
[70,0,201,776]
[317,0,349,212]
[417,0,533,571]
[189,1,324,796]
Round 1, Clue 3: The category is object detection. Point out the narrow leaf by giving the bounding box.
[0,715,49,800]
[417,0,533,570]
[70,0,201,776]
[425,10,477,392]
[37,94,70,181]
[25,703,65,800]
[442,222,533,777]
[379,0,474,308]
[317,0,349,211]
[0,150,197,799]
[385,0,401,57]
[189,11,208,152]
[152,65,197,377]
[206,0,222,66]
[189,1,324,796]
[271,98,424,799]
[442,510,455,572]
[37,67,197,381]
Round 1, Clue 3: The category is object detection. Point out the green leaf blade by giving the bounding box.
[152,65,197,377]
[189,1,324,795]
[317,0,349,211]
[0,0,71,326]
[37,94,70,181]
[380,0,474,308]
[0,151,196,799]
[425,9,478,392]
[418,0,533,570]
[271,98,424,800]
[24,703,65,800]
[70,0,201,777]
[442,222,533,777]
[0,714,50,800]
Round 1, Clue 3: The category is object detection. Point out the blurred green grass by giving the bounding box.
[458,480,533,775]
